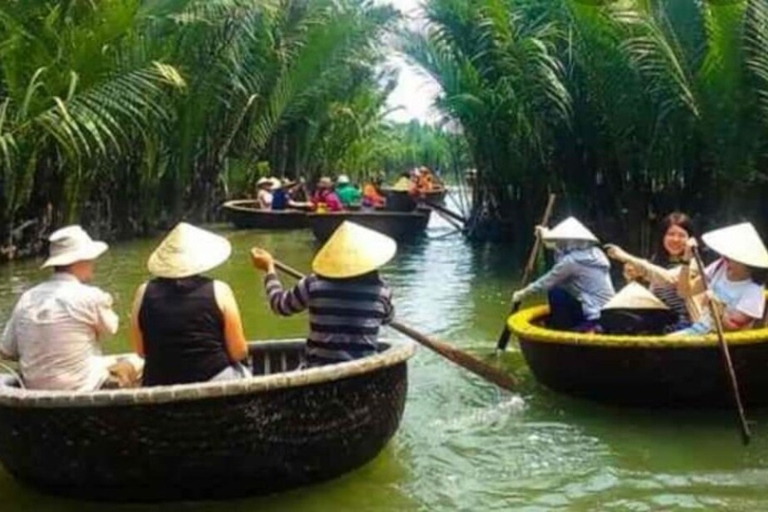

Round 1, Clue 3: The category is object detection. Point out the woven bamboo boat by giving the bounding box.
[0,339,415,502]
[308,208,432,242]
[222,200,308,230]
[382,187,448,212]
[508,305,768,407]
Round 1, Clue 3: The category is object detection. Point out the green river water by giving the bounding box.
[1,216,768,511]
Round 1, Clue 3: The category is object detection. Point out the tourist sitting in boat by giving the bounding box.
[668,222,768,336]
[311,176,343,212]
[605,212,699,331]
[335,174,362,209]
[250,221,395,366]
[131,223,250,386]
[272,180,312,211]
[416,166,435,192]
[256,177,276,209]
[599,282,677,334]
[511,217,615,331]
[0,226,141,390]
[362,175,386,208]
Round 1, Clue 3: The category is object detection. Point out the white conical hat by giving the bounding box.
[542,217,598,243]
[147,223,231,278]
[702,222,768,269]
[602,282,669,311]
[312,221,397,278]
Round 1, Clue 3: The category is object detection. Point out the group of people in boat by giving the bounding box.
[392,166,441,197]
[511,213,768,336]
[0,221,397,391]
[255,174,390,212]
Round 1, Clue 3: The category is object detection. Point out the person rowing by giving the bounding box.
[511,217,615,332]
[605,212,700,331]
[668,222,768,336]
[250,221,395,366]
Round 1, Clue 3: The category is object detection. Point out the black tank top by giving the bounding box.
[139,277,230,386]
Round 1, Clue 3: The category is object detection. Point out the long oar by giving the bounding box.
[692,246,751,445]
[273,260,518,392]
[496,194,557,351]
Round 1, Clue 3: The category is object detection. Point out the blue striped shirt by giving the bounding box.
[264,272,394,364]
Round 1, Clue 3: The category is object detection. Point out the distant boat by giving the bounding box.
[381,187,448,212]
[0,339,415,502]
[308,208,432,242]
[508,305,768,407]
[222,200,307,230]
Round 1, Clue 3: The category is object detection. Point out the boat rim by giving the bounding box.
[307,209,430,218]
[508,305,768,349]
[221,199,306,215]
[0,339,415,409]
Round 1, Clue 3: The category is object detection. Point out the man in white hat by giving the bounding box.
[0,226,121,390]
[250,221,395,366]
[511,217,615,331]
[255,176,275,210]
[670,222,768,336]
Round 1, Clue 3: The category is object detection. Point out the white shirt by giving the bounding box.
[1,273,119,391]
[257,189,273,209]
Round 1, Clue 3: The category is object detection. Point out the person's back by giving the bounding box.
[1,225,118,391]
[557,246,615,318]
[266,272,392,364]
[139,277,230,385]
[271,188,288,211]
[131,223,250,386]
[3,275,115,390]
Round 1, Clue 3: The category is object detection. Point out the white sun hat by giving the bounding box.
[602,282,669,311]
[147,223,232,278]
[256,177,273,188]
[336,174,351,185]
[41,226,108,268]
[542,217,599,243]
[702,222,768,269]
[312,221,397,279]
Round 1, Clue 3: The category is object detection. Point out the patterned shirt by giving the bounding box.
[264,272,394,363]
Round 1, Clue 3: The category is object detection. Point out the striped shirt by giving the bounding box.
[264,272,394,364]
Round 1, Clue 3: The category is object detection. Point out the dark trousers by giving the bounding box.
[547,287,591,331]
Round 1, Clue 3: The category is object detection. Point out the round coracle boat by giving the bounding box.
[508,306,768,408]
[382,187,448,212]
[308,207,431,243]
[0,339,415,502]
[222,200,308,230]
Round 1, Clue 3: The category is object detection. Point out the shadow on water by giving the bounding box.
[1,215,768,510]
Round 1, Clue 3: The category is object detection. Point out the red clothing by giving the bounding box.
[311,190,343,212]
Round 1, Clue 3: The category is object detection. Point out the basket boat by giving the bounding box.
[307,208,431,242]
[0,339,415,502]
[381,187,448,212]
[508,306,768,407]
[222,200,308,230]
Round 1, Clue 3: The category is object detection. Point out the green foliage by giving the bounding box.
[405,0,768,244]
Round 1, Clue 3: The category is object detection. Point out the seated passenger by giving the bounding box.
[605,212,699,330]
[669,222,768,336]
[362,176,386,208]
[511,217,615,331]
[255,177,275,209]
[131,223,250,386]
[311,177,343,212]
[0,226,140,390]
[335,175,362,209]
[250,221,395,366]
[600,282,677,335]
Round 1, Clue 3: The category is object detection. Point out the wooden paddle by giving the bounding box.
[496,194,557,351]
[272,260,518,392]
[692,246,751,445]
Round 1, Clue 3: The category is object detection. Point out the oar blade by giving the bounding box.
[495,327,512,352]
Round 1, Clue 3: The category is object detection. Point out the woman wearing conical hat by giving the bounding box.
[511,217,615,331]
[668,222,768,336]
[130,223,250,386]
[250,222,395,366]
[599,282,678,335]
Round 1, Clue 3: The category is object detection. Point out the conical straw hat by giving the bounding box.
[148,223,232,278]
[542,217,598,243]
[312,221,397,278]
[602,282,669,311]
[702,222,768,269]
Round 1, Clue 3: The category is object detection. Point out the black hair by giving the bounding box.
[651,212,695,267]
